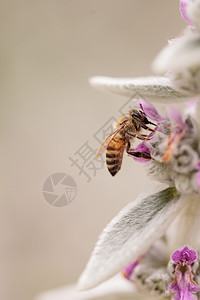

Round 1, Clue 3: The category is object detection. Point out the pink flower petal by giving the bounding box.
[170,281,179,293]
[167,108,188,143]
[170,264,199,300]
[185,99,198,116]
[133,99,164,122]
[186,99,198,109]
[171,246,197,265]
[168,108,184,127]
[122,260,139,281]
[196,171,200,188]
[171,249,182,264]
[188,281,199,293]
[180,0,193,25]
[196,162,200,170]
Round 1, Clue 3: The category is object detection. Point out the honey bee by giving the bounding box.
[96,109,156,176]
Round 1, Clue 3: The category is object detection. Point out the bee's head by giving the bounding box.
[130,109,149,124]
[130,109,155,126]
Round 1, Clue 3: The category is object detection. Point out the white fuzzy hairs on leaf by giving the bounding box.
[89,76,189,102]
[78,187,188,291]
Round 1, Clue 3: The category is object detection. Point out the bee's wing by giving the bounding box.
[95,123,126,159]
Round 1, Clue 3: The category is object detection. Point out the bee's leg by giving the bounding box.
[127,150,152,160]
[126,140,152,160]
[126,142,151,159]
[127,132,150,140]
[140,124,155,132]
[139,110,157,126]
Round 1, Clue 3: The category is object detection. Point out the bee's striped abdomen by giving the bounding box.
[106,137,126,176]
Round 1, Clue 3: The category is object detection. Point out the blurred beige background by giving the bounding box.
[1,1,185,300]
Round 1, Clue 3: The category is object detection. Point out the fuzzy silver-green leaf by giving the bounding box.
[78,187,186,291]
[89,76,189,102]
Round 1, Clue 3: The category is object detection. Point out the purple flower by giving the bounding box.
[161,109,188,163]
[134,98,165,122]
[171,246,197,265]
[122,99,162,164]
[196,171,200,189]
[122,260,139,281]
[170,247,199,300]
[180,0,193,26]
[170,267,199,300]
[128,99,166,163]
[185,99,198,115]
[168,108,185,128]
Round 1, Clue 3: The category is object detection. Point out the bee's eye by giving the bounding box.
[131,112,140,119]
[131,111,150,124]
